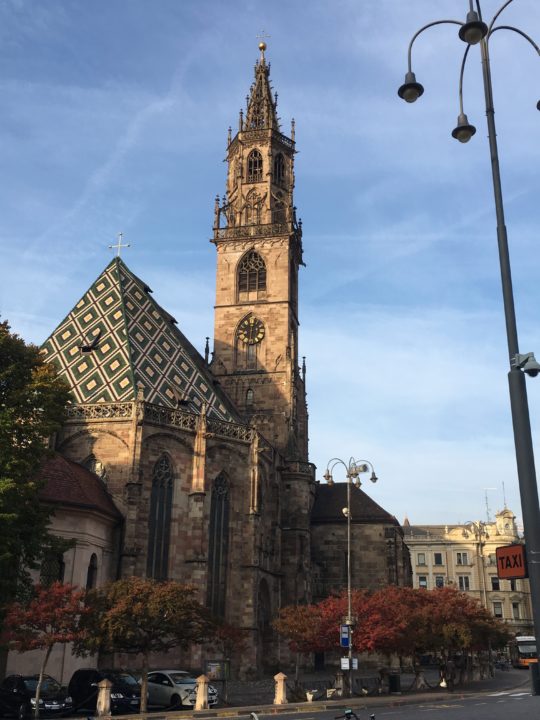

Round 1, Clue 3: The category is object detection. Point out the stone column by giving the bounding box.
[195,674,209,710]
[273,672,287,705]
[96,679,113,717]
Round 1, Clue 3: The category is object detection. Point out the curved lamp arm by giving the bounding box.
[406,19,463,72]
[490,25,540,55]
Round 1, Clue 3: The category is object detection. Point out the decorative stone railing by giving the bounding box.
[66,401,256,444]
[66,403,134,419]
[213,221,291,241]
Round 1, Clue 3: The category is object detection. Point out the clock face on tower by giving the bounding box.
[238,317,265,345]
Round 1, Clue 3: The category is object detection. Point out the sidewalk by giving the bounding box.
[132,667,530,720]
[215,665,526,707]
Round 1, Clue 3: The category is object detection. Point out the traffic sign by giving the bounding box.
[496,544,528,579]
[340,624,350,648]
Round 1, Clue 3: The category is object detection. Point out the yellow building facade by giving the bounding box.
[403,508,533,636]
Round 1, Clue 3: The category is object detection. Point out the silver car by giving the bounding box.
[146,670,218,708]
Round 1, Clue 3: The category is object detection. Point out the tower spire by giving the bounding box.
[245,41,279,131]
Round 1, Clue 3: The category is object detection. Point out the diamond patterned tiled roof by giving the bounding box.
[41,258,238,421]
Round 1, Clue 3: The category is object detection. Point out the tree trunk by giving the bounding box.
[34,645,53,719]
[140,653,149,714]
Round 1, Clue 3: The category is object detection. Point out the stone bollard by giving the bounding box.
[335,670,344,697]
[195,674,210,710]
[273,672,287,704]
[96,679,113,717]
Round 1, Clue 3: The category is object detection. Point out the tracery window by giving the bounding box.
[247,150,263,182]
[238,251,266,293]
[207,472,230,618]
[273,153,285,185]
[147,454,173,580]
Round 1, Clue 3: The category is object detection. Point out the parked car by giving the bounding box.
[0,675,73,719]
[146,670,218,708]
[68,669,141,714]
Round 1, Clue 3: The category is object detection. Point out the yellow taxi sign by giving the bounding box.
[496,544,528,579]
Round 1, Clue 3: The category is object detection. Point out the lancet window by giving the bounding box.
[273,153,285,185]
[207,472,230,618]
[247,150,263,182]
[147,454,173,580]
[86,553,98,589]
[238,251,266,294]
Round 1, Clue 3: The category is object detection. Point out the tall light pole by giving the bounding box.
[323,457,378,697]
[397,0,540,691]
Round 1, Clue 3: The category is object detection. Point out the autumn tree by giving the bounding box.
[75,577,211,712]
[0,320,71,617]
[1,582,87,718]
[274,586,511,677]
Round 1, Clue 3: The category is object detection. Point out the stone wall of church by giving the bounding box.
[311,522,412,602]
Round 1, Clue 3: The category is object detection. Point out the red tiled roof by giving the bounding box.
[38,454,122,521]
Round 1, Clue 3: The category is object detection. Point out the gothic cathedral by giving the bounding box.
[8,45,410,683]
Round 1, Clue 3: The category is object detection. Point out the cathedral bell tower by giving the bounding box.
[210,43,308,463]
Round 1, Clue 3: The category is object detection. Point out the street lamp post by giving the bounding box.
[323,457,378,698]
[397,1,540,689]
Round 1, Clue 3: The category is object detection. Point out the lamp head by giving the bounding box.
[459,10,488,45]
[537,100,540,111]
[452,113,476,143]
[398,71,424,103]
[342,507,349,517]
[323,469,334,485]
[370,471,378,483]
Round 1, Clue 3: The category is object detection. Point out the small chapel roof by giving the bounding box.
[41,258,239,421]
[312,483,401,527]
[39,454,122,520]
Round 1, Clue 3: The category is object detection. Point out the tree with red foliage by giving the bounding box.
[1,582,87,717]
[274,586,511,677]
[75,577,211,713]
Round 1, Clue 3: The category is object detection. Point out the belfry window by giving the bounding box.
[147,454,173,580]
[247,150,263,182]
[207,472,230,618]
[273,153,285,185]
[238,251,266,294]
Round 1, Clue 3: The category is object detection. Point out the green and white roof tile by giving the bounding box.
[41,258,238,422]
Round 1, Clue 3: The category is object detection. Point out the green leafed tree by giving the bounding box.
[75,577,212,712]
[0,320,71,615]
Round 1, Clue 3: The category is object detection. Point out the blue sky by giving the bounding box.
[2,0,540,526]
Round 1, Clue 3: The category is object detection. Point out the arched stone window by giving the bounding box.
[207,472,230,618]
[86,553,98,589]
[83,454,107,484]
[247,150,263,182]
[273,153,285,185]
[238,251,266,294]
[147,454,173,580]
[246,388,254,407]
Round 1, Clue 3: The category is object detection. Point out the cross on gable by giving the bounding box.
[109,232,130,257]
